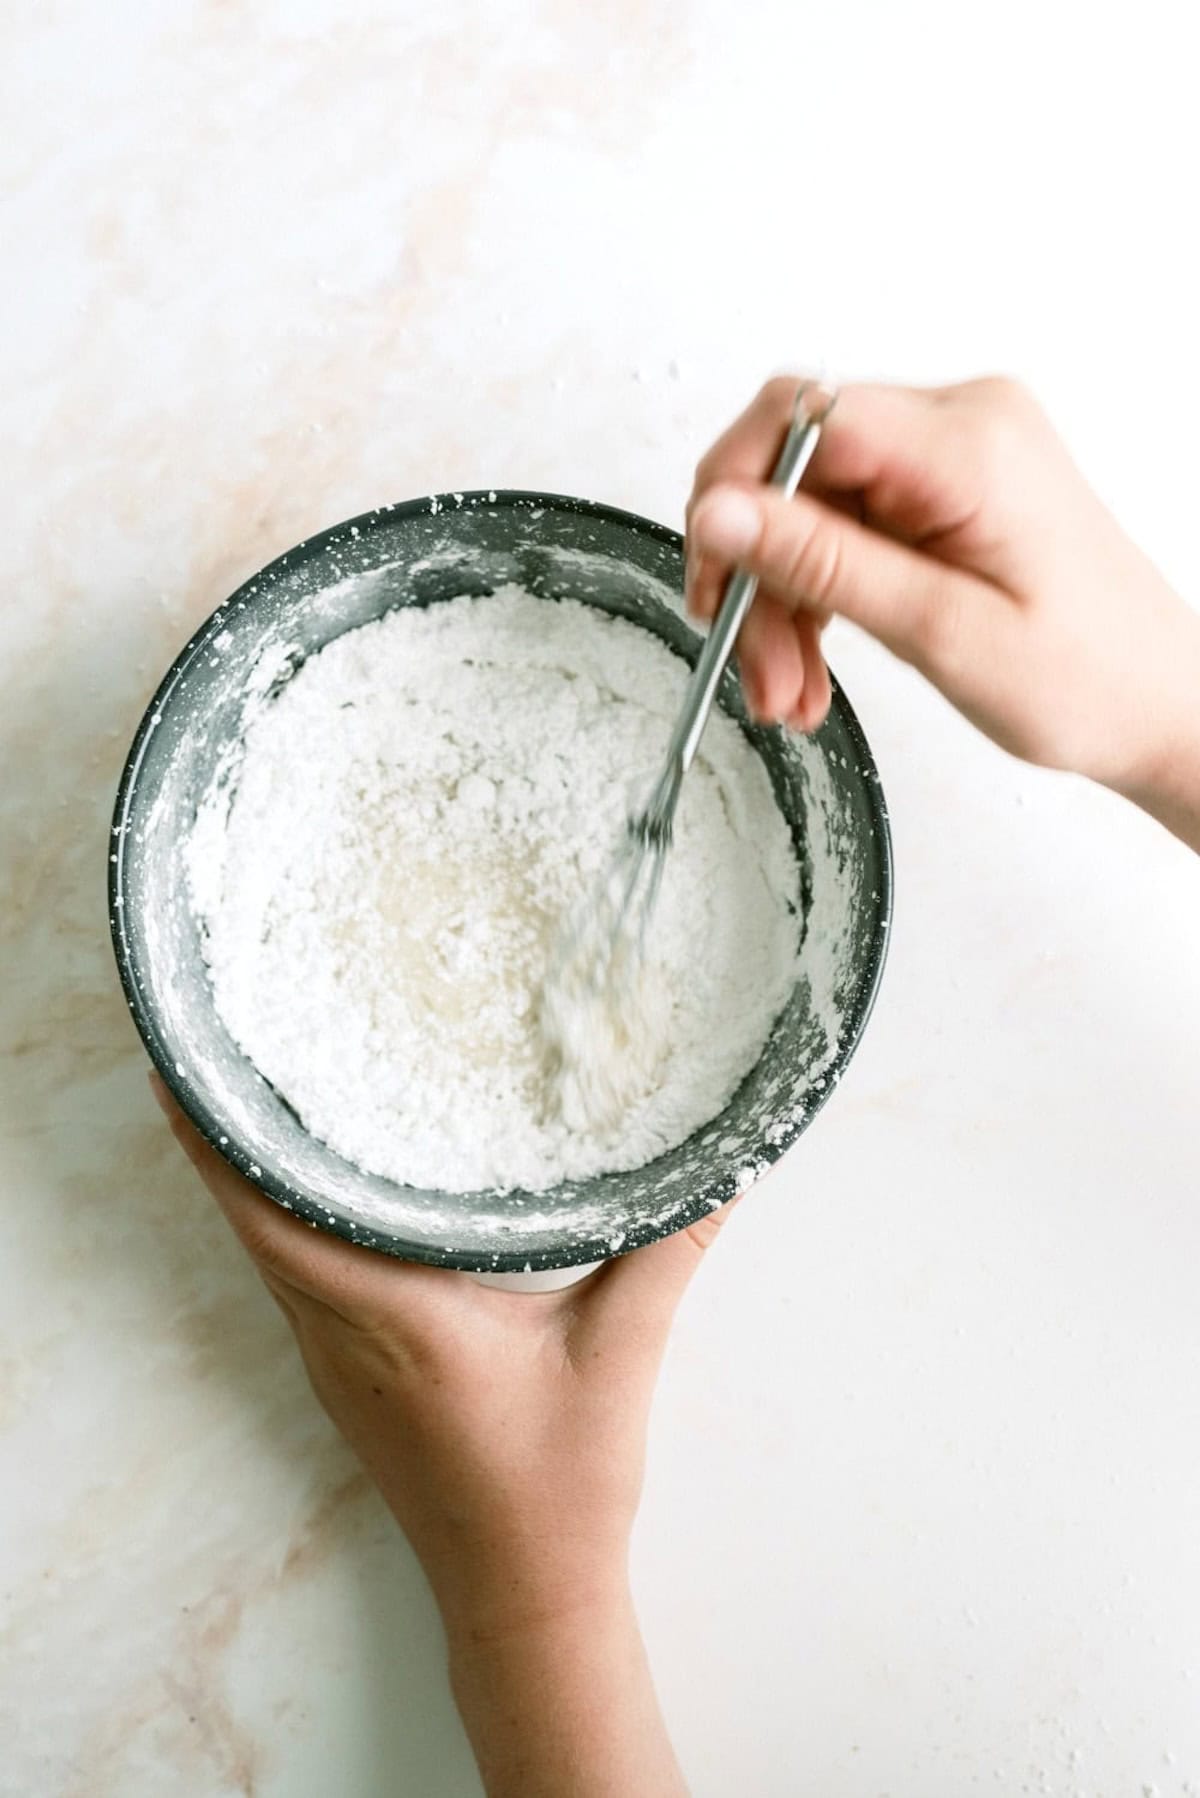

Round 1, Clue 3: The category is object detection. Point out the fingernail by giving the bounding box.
[691,486,761,560]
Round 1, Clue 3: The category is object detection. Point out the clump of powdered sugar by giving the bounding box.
[185,587,803,1195]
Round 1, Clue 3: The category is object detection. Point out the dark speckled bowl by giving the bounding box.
[110,492,892,1275]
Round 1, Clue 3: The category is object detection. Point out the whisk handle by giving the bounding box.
[673,381,835,774]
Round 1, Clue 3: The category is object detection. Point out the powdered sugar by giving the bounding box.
[187,587,802,1194]
[537,843,675,1138]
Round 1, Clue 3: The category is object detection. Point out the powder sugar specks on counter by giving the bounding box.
[186,587,802,1195]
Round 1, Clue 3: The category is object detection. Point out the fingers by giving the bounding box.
[728,595,833,731]
[735,591,805,721]
[687,481,976,679]
[689,375,818,509]
[684,540,727,629]
[785,613,832,733]
[802,381,981,537]
[149,1073,448,1321]
[688,375,982,545]
[151,1072,745,1380]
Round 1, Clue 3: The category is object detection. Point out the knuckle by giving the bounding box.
[760,374,798,412]
[1003,375,1034,413]
[958,372,1033,417]
[972,371,1040,434]
[977,372,1030,410]
[691,447,721,492]
[968,380,1035,478]
[772,511,844,609]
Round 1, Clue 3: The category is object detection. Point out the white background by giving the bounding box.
[2,2,1199,1793]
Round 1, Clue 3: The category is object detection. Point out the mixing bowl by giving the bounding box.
[110,491,892,1276]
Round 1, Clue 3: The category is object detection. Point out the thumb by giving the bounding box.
[689,481,972,676]
[573,1199,742,1363]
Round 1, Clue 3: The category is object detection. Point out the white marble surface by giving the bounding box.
[3,3,1200,1793]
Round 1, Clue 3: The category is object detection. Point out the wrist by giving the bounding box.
[434,1538,632,1654]
[445,1577,636,1683]
[445,1578,686,1798]
[1108,607,1200,852]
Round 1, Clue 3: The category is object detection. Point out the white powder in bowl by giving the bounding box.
[186,587,802,1194]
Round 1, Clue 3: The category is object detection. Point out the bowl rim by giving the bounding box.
[110,487,894,1271]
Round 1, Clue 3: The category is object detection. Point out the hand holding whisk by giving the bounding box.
[538,381,836,1131]
[606,379,837,961]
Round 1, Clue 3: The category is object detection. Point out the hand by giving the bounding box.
[686,376,1200,848]
[153,1076,733,1796]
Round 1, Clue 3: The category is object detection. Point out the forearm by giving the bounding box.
[444,1577,686,1798]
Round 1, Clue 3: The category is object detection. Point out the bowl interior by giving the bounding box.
[111,492,891,1272]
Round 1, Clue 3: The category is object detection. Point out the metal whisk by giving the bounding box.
[618,379,837,938]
